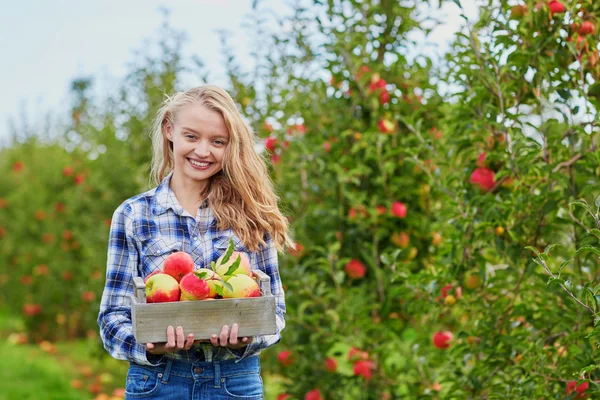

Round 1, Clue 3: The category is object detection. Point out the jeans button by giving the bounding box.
[194,367,202,373]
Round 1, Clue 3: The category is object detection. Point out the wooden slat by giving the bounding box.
[131,296,277,343]
[133,277,146,303]
[253,270,271,296]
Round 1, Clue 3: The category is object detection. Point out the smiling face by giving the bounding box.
[165,103,230,191]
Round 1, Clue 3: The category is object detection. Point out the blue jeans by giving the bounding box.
[125,356,263,399]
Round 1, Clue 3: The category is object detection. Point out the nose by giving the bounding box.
[194,140,211,158]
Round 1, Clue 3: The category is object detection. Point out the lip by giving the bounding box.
[187,158,213,170]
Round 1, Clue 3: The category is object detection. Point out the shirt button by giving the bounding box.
[194,367,202,373]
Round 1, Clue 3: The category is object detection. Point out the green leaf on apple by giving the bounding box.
[221,238,235,265]
[224,255,241,276]
[222,280,233,293]
[195,270,208,280]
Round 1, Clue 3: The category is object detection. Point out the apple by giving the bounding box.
[323,141,332,152]
[145,273,180,303]
[305,389,323,400]
[391,201,407,218]
[391,232,410,248]
[179,272,210,301]
[194,268,223,298]
[325,357,337,372]
[378,119,395,133]
[348,347,370,361]
[62,166,73,176]
[143,269,162,284]
[465,274,482,289]
[164,252,194,282]
[353,360,376,380]
[548,0,564,14]
[580,21,595,36]
[510,4,527,19]
[566,381,589,399]
[277,350,295,367]
[432,331,453,349]
[215,251,252,279]
[221,274,260,298]
[345,259,366,279]
[265,136,278,152]
[277,394,290,400]
[470,167,496,192]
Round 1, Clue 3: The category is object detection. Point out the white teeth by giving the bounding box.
[189,159,210,167]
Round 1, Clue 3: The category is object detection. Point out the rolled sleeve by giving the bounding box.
[97,203,160,367]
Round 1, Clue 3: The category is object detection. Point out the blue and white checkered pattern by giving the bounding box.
[97,171,286,366]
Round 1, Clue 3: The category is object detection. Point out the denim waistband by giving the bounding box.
[131,356,260,385]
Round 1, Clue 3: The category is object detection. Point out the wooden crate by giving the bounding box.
[130,270,277,343]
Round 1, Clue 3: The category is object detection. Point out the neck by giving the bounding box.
[169,170,207,205]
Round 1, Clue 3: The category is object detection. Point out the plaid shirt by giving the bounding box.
[97,171,286,366]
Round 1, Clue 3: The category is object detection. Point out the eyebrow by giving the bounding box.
[181,127,228,139]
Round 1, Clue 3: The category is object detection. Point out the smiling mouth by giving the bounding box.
[187,158,213,168]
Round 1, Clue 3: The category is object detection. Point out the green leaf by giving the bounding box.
[544,243,559,255]
[570,200,593,217]
[576,245,600,257]
[225,255,242,276]
[210,261,216,271]
[221,238,235,265]
[525,246,541,257]
[222,280,233,293]
[596,194,600,209]
[194,271,208,280]
[215,285,224,296]
[588,229,600,239]
[451,0,462,9]
[585,324,600,338]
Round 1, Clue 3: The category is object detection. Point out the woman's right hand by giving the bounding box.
[146,325,205,354]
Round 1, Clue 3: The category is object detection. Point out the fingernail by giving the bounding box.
[212,334,217,339]
[224,325,229,329]
[233,323,238,328]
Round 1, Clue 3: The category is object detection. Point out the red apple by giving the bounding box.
[143,269,162,284]
[265,136,278,151]
[378,119,395,133]
[566,381,589,399]
[325,357,337,372]
[580,21,595,36]
[548,0,565,14]
[305,389,323,400]
[323,141,332,152]
[379,90,390,104]
[348,347,369,361]
[277,394,290,400]
[215,251,252,279]
[179,272,210,301]
[146,273,180,303]
[194,268,223,298]
[164,252,194,282]
[476,152,487,167]
[74,174,85,185]
[353,360,376,380]
[62,166,73,176]
[470,167,496,192]
[23,304,41,316]
[345,259,366,279]
[222,274,260,298]
[277,350,295,367]
[433,331,453,349]
[391,201,407,218]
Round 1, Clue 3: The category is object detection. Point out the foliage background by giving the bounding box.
[1,0,599,399]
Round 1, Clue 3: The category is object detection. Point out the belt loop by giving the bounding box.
[160,358,173,384]
[213,361,221,387]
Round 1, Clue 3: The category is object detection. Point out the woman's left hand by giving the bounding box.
[210,323,253,349]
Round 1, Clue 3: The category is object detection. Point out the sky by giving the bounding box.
[0,0,478,145]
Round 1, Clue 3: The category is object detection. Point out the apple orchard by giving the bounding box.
[1,0,600,399]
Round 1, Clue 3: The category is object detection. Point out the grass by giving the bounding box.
[0,340,93,400]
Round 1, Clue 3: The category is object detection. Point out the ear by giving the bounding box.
[164,120,173,141]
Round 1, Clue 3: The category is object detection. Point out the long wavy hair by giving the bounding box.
[149,85,293,253]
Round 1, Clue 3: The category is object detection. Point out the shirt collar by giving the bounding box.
[152,171,210,216]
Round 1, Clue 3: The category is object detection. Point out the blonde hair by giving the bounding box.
[149,85,293,253]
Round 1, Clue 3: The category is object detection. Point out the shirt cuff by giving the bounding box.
[226,336,264,361]
[135,342,165,366]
